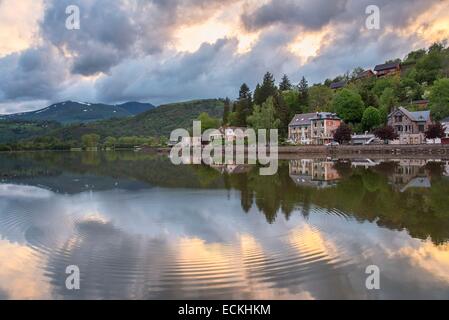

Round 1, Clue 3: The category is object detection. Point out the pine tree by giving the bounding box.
[223,97,231,125]
[273,94,290,139]
[298,76,309,108]
[279,74,292,91]
[255,72,278,105]
[235,83,253,126]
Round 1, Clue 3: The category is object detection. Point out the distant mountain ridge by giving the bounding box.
[0,101,156,124]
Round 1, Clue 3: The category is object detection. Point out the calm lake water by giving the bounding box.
[0,151,449,300]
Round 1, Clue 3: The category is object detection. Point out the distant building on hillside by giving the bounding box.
[355,70,375,81]
[411,100,430,109]
[330,81,346,90]
[387,107,432,144]
[374,62,401,77]
[289,112,341,145]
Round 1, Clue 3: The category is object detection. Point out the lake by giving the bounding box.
[0,151,449,300]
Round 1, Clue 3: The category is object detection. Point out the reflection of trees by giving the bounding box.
[3,152,449,245]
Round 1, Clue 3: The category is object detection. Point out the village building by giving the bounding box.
[288,113,316,145]
[355,70,375,81]
[310,113,342,145]
[289,113,341,145]
[441,117,449,138]
[330,81,346,90]
[351,133,380,145]
[387,107,432,144]
[374,62,401,77]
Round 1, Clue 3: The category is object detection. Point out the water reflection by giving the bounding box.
[0,152,449,299]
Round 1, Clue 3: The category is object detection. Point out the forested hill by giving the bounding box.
[47,99,224,141]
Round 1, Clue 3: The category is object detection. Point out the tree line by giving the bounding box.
[218,41,449,141]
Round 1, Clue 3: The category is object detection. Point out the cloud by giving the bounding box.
[0,0,448,112]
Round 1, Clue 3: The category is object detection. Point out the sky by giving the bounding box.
[0,0,449,114]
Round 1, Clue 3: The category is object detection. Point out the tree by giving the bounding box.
[308,85,334,112]
[198,112,221,132]
[234,83,253,126]
[223,97,231,125]
[255,72,277,105]
[333,123,353,144]
[81,134,100,148]
[425,122,446,142]
[333,89,365,124]
[247,97,281,131]
[298,76,309,108]
[273,94,290,138]
[279,74,292,91]
[429,78,449,121]
[379,87,398,113]
[374,126,399,144]
[104,136,117,148]
[282,90,301,115]
[361,107,381,131]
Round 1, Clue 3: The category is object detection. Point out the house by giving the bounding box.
[310,112,341,145]
[374,62,401,77]
[212,127,248,143]
[288,113,316,145]
[351,133,379,145]
[330,81,346,90]
[411,100,430,109]
[288,112,342,145]
[355,70,375,81]
[387,107,432,144]
[441,117,449,137]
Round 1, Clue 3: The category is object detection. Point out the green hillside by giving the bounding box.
[0,121,62,144]
[48,99,224,141]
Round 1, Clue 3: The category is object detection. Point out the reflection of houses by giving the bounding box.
[289,160,340,188]
[289,113,341,145]
[209,158,252,175]
[374,62,401,77]
[389,159,431,192]
[351,159,381,169]
[388,107,432,144]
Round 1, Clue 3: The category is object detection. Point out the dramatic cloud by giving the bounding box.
[0,0,448,112]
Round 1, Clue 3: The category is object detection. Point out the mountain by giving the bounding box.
[0,101,156,124]
[48,99,224,140]
[0,120,62,144]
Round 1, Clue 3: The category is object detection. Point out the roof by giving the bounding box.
[311,112,340,121]
[355,70,374,79]
[374,62,400,72]
[389,107,431,122]
[289,113,316,127]
[330,81,346,89]
[351,134,375,139]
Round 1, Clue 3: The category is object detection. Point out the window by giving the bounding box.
[419,125,425,132]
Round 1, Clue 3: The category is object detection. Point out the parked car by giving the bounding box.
[325,141,340,146]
